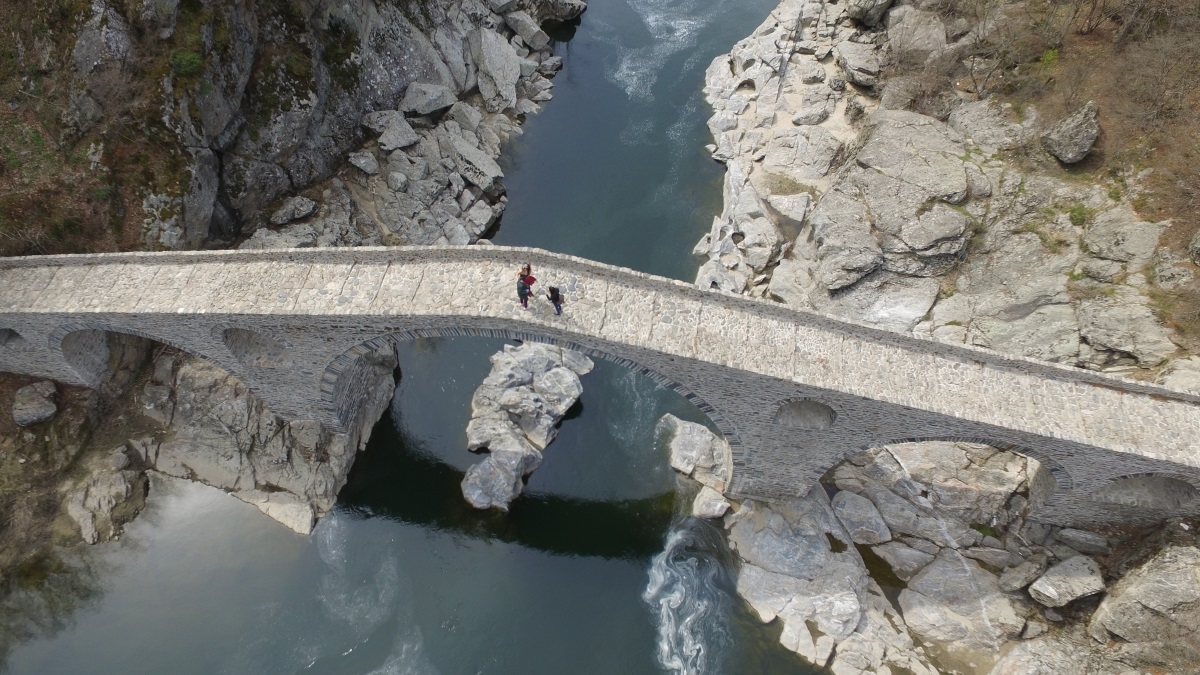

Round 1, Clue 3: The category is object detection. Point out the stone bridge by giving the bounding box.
[2,245,1200,525]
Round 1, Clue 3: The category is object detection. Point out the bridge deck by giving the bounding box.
[1,246,1198,475]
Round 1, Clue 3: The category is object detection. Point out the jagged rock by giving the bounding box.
[12,381,57,426]
[505,11,550,51]
[398,82,458,115]
[65,449,147,544]
[731,492,935,673]
[1029,556,1105,607]
[1079,286,1176,367]
[143,350,395,532]
[834,42,882,88]
[845,0,895,27]
[659,413,730,491]
[761,126,844,182]
[235,489,316,534]
[363,110,420,151]
[533,0,587,22]
[349,150,380,175]
[269,196,318,225]
[445,135,504,191]
[874,541,935,581]
[1082,207,1165,268]
[1041,101,1099,163]
[1055,528,1111,556]
[462,343,592,510]
[1087,546,1200,666]
[949,100,1028,151]
[1000,558,1049,592]
[470,28,522,113]
[1161,356,1200,393]
[809,187,882,291]
[899,549,1024,651]
[887,6,947,56]
[461,448,542,511]
[692,485,730,519]
[832,491,891,544]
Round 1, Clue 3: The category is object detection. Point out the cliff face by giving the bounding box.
[6,0,581,254]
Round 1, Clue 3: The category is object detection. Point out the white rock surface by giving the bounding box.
[1029,556,1106,608]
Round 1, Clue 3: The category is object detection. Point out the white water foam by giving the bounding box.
[642,518,733,674]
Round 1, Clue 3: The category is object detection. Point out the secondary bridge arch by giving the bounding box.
[2,245,1200,526]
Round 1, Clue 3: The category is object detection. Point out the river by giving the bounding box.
[2,0,819,672]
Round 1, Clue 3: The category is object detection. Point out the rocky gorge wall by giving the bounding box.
[695,0,1200,671]
[4,0,587,542]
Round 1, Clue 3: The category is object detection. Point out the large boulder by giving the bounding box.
[13,381,57,426]
[269,196,317,225]
[398,82,458,115]
[461,343,593,510]
[64,449,148,544]
[899,549,1025,652]
[470,28,522,113]
[658,413,731,491]
[1041,101,1099,164]
[845,0,895,27]
[832,490,891,544]
[1029,556,1105,608]
[1087,545,1200,664]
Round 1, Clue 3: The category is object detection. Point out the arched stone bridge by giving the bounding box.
[2,245,1200,525]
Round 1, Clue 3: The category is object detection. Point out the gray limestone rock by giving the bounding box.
[1029,556,1105,608]
[692,485,730,519]
[832,490,892,544]
[834,42,882,88]
[1160,356,1200,394]
[1082,206,1166,268]
[398,82,458,115]
[364,110,420,151]
[845,0,894,27]
[761,126,844,183]
[949,100,1028,151]
[461,449,541,510]
[470,28,522,113]
[659,413,731,491]
[1000,558,1049,592]
[899,549,1024,651]
[1079,286,1176,367]
[1087,546,1200,665]
[65,450,147,545]
[1055,528,1111,556]
[809,187,882,291]
[13,381,57,426]
[445,135,504,191]
[504,11,550,51]
[873,541,935,581]
[462,343,592,510]
[887,6,947,56]
[349,150,380,175]
[1041,101,1099,164]
[269,196,318,225]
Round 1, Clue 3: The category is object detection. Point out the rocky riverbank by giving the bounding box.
[696,0,1200,671]
[2,0,587,547]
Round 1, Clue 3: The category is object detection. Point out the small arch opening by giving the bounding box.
[223,328,294,369]
[0,328,30,349]
[774,398,836,430]
[1093,474,1198,510]
[735,79,756,95]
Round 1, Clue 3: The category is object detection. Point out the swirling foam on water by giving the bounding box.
[643,518,733,674]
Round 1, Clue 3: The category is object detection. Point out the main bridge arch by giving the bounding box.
[321,324,744,476]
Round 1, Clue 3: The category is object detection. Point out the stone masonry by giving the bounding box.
[2,246,1200,525]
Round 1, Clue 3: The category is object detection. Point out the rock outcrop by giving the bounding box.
[12,381,57,427]
[461,343,593,510]
[1041,101,1100,164]
[658,414,733,518]
[134,348,396,534]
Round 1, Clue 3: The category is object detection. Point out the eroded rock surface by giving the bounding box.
[461,343,593,510]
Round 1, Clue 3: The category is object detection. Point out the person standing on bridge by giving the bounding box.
[517,265,536,309]
[546,285,563,315]
[517,264,536,309]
